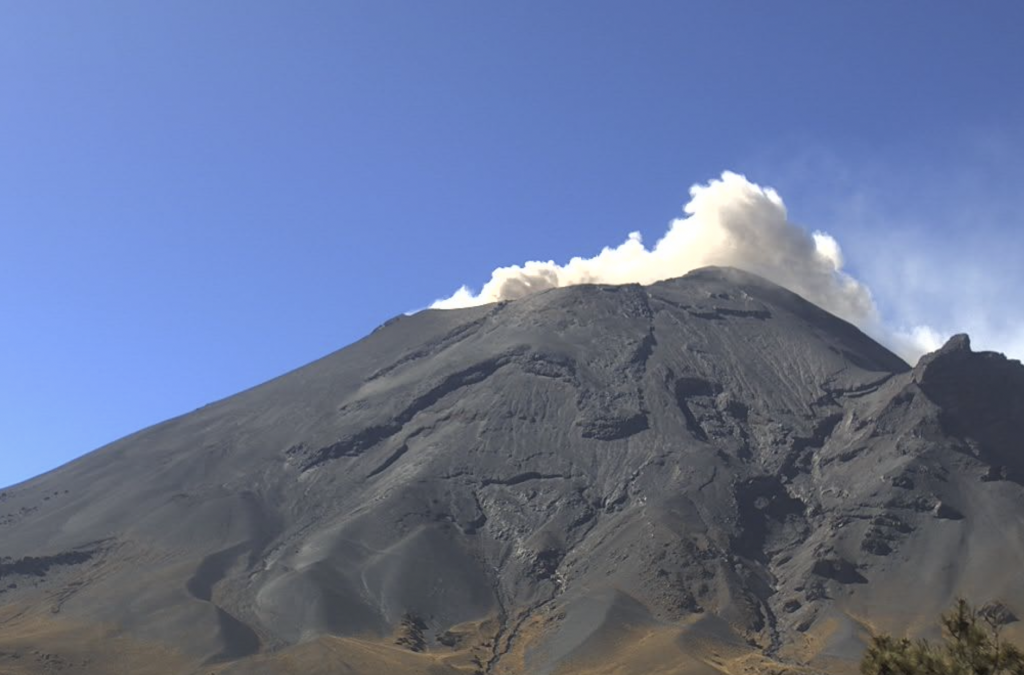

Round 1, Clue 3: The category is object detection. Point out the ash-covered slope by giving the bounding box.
[2,266,1023,675]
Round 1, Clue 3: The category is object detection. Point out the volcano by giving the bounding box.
[2,267,1024,675]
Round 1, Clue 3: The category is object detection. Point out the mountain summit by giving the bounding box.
[2,267,1023,675]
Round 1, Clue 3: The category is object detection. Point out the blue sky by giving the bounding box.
[3,2,1023,488]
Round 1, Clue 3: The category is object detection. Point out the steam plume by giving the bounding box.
[434,172,873,321]
[432,171,954,363]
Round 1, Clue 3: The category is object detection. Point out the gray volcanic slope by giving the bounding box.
[3,266,1024,675]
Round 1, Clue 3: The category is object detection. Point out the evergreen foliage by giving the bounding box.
[861,600,1024,675]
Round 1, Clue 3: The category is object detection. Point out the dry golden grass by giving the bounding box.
[0,602,886,675]
[214,615,501,675]
[0,604,193,675]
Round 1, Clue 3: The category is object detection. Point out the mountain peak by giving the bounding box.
[940,332,972,353]
[1,271,1021,675]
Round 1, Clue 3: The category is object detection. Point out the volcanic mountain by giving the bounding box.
[2,267,1024,675]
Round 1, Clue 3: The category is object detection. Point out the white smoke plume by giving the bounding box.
[432,171,944,363]
[436,175,860,314]
[434,172,873,322]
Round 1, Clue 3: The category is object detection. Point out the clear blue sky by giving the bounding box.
[3,2,1023,488]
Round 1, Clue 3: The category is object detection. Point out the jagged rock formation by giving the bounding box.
[1,267,1023,675]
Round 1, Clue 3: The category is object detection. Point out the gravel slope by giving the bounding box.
[2,266,1022,675]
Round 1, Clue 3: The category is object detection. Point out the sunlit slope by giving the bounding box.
[3,267,1023,674]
